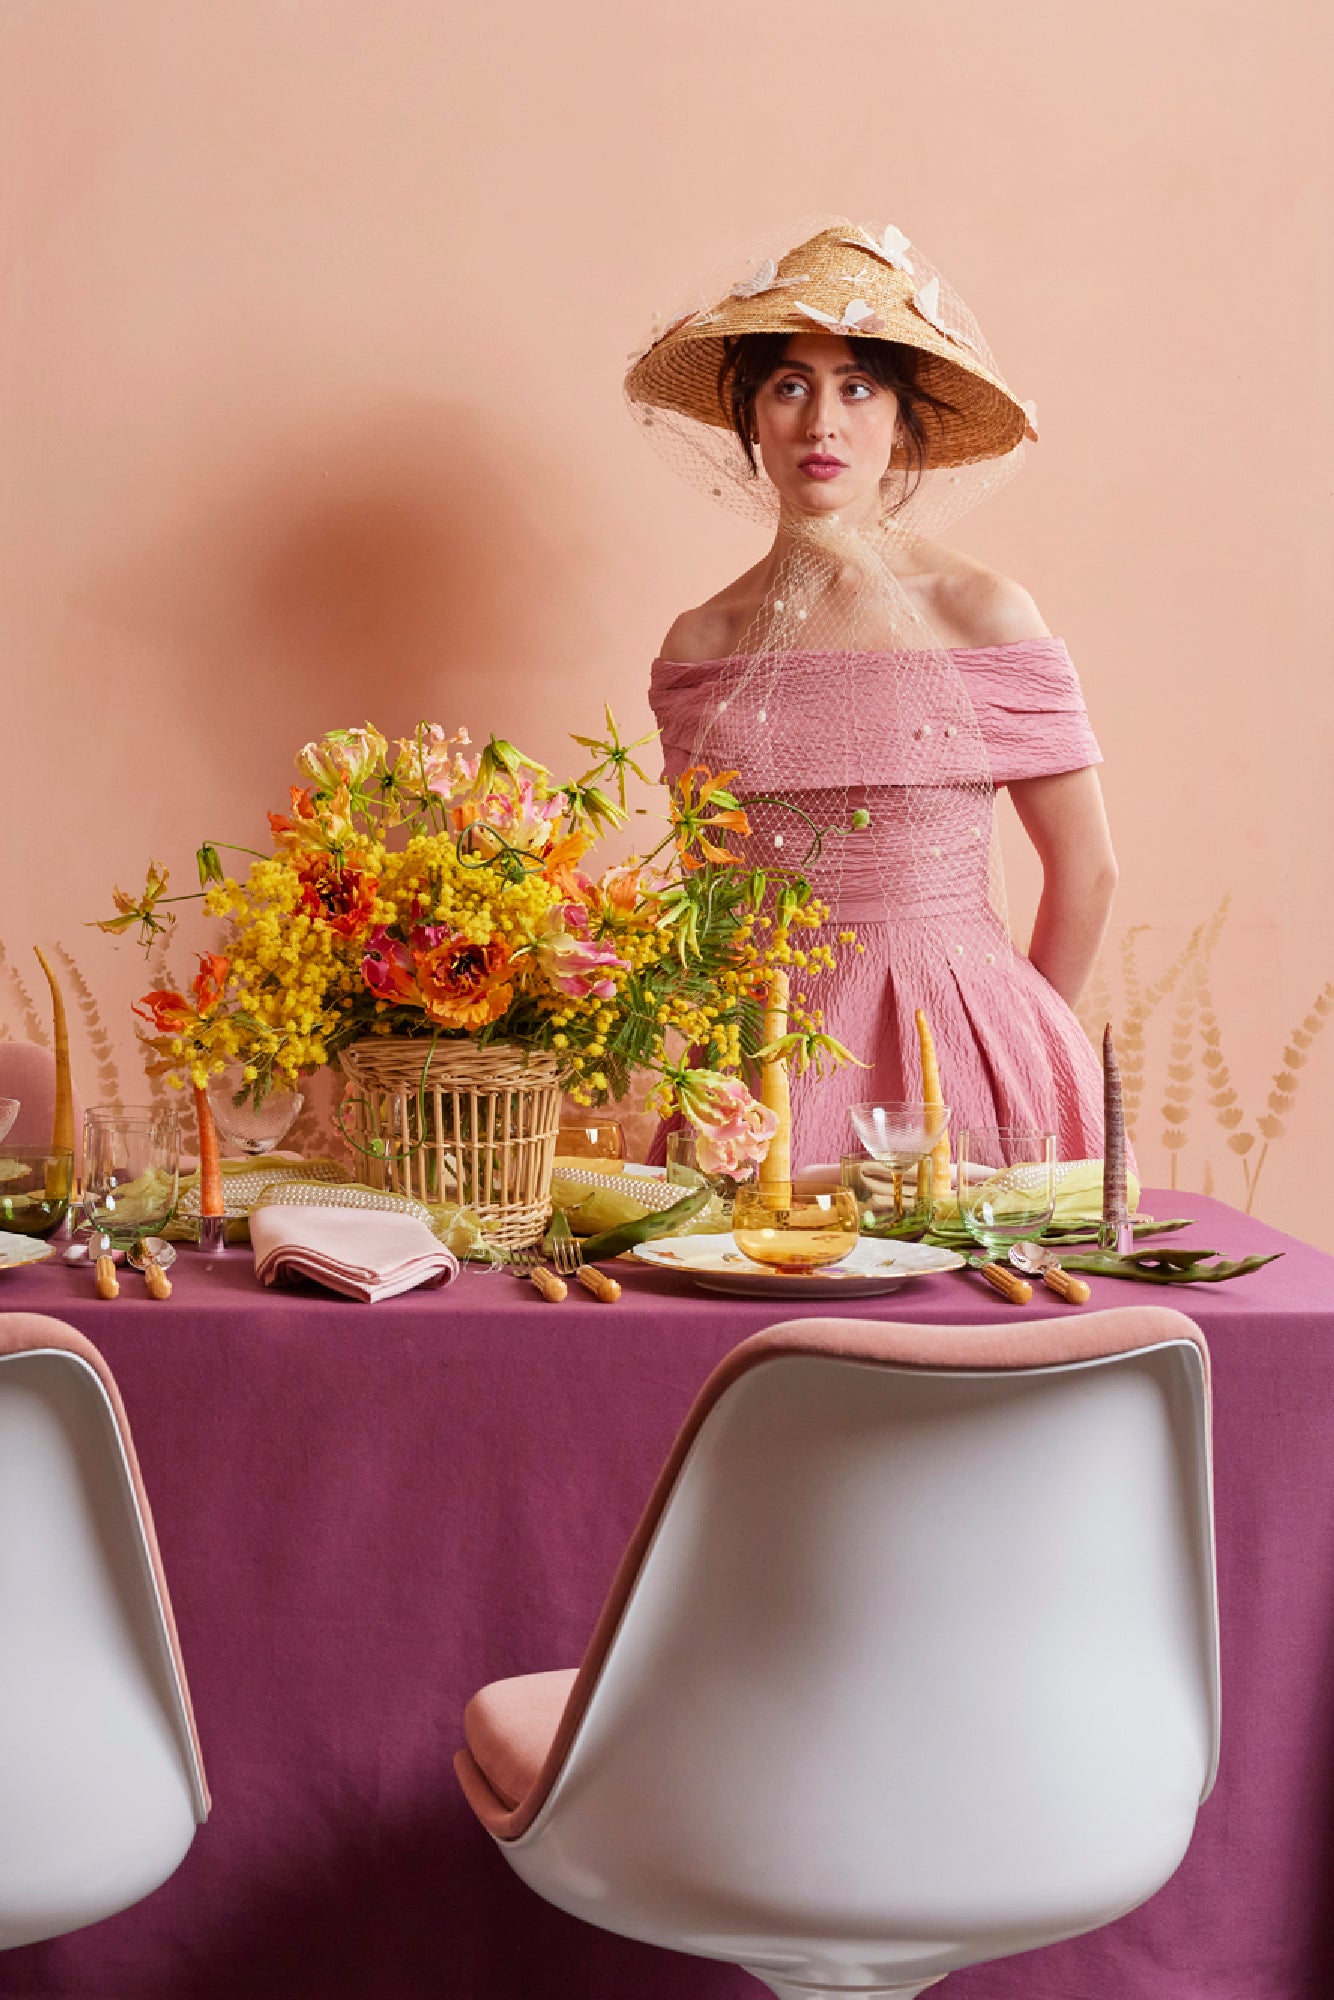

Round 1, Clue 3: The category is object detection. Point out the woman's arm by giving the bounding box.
[1006,767,1118,1009]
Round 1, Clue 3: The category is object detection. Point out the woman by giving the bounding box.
[627,219,1115,1164]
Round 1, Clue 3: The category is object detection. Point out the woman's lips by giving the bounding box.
[798,456,846,481]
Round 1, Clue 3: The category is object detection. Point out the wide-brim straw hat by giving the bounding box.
[625,222,1032,470]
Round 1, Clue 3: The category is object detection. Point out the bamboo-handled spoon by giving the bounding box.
[1009,1240,1091,1304]
[128,1236,176,1300]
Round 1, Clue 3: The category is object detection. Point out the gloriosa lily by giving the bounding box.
[95,860,174,943]
[296,724,388,796]
[670,766,751,869]
[649,1065,779,1176]
[569,705,659,810]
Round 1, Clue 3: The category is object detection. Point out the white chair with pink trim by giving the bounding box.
[456,1305,1218,2000]
[0,1313,209,1950]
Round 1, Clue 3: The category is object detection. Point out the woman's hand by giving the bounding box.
[1007,767,1118,1009]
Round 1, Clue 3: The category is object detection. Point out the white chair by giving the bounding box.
[0,1313,209,1950]
[457,1305,1218,2000]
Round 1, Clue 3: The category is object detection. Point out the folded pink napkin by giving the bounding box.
[250,1203,459,1303]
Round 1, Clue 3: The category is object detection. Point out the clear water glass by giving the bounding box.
[956,1129,1057,1254]
[82,1109,181,1251]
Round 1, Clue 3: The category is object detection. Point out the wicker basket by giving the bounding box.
[339,1038,564,1251]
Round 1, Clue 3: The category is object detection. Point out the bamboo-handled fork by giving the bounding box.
[509,1245,567,1302]
[548,1215,622,1303]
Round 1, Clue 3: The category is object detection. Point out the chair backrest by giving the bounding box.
[0,1314,208,1951]
[515,1307,1217,1940]
[0,1041,84,1165]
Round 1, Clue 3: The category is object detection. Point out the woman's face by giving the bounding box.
[752,333,898,523]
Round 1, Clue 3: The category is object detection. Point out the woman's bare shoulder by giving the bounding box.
[657,564,768,663]
[911,544,1051,649]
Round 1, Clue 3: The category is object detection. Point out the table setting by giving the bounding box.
[1,715,1328,2000]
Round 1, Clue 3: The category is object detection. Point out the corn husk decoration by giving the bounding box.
[758,969,793,1188]
[915,1008,952,1215]
[1100,1023,1133,1254]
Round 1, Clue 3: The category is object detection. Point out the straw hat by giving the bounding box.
[626,222,1032,469]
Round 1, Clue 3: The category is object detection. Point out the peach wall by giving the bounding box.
[3,2,1331,1237]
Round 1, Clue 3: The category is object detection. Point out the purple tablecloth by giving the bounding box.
[0,1191,1330,1999]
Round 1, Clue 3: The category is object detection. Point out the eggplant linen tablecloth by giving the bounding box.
[0,1190,1330,2000]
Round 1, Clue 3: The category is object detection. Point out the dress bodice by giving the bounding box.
[648,641,1102,926]
[649,639,1101,791]
[647,641,1109,1160]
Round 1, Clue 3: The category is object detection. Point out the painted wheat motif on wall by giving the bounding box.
[1080,898,1331,1213]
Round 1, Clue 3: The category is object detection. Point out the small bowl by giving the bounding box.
[0,1147,75,1238]
[731,1182,861,1275]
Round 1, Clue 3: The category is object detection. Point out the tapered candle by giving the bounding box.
[193,1082,224,1221]
[758,969,792,1190]
[1101,1023,1132,1253]
[916,1009,952,1215]
[33,947,75,1156]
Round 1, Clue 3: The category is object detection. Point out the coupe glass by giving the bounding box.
[848,1100,951,1221]
[955,1129,1057,1255]
[0,1098,19,1143]
[208,1070,303,1157]
[731,1183,861,1275]
[82,1109,181,1252]
[556,1119,626,1161]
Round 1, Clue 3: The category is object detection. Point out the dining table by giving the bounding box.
[0,1188,1330,2000]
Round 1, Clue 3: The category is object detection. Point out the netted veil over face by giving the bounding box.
[627,216,1037,997]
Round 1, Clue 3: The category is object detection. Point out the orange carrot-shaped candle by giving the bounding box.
[758,968,792,1190]
[915,1008,951,1214]
[1100,1023,1132,1254]
[193,1081,226,1252]
[33,947,75,1156]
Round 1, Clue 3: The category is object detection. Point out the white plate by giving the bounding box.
[632,1233,966,1298]
[0,1231,55,1272]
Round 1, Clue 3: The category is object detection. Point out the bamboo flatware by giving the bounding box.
[129,1236,176,1300]
[1009,1241,1091,1304]
[509,1245,567,1302]
[549,1214,622,1302]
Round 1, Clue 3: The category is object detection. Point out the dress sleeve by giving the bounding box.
[957,639,1103,785]
[649,656,715,787]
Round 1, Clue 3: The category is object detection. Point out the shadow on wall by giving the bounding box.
[81,397,590,769]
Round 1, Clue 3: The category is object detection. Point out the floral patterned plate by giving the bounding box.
[0,1231,56,1272]
[632,1233,965,1298]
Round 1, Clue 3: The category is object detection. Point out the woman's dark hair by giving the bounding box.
[716,332,960,506]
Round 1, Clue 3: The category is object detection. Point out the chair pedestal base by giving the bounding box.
[748,1976,945,1999]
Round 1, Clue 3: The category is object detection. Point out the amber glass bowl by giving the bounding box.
[731,1183,861,1275]
[0,1147,74,1238]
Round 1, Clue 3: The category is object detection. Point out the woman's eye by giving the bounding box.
[772,377,808,399]
[843,380,874,400]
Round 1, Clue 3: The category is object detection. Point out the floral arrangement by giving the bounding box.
[100,715,858,1173]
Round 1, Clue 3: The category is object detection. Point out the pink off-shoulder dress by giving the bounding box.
[649,639,1106,1165]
